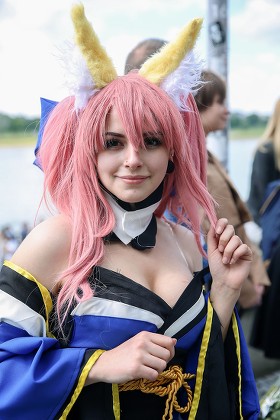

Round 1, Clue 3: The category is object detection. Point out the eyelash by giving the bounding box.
[144,137,163,148]
[104,139,121,149]
[104,137,163,150]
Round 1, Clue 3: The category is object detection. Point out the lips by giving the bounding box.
[118,175,149,184]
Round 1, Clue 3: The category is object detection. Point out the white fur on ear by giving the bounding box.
[58,42,99,112]
[160,50,204,112]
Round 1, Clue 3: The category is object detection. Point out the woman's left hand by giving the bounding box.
[207,218,253,338]
[207,218,252,296]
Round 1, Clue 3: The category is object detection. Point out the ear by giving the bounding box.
[139,18,203,111]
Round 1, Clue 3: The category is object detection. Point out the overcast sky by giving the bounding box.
[0,0,279,118]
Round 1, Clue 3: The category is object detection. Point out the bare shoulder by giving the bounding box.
[10,215,72,291]
[169,221,203,273]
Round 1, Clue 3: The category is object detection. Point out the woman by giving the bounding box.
[247,98,280,226]
[194,70,269,311]
[0,5,259,419]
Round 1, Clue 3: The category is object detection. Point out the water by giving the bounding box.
[0,139,258,229]
[0,147,47,231]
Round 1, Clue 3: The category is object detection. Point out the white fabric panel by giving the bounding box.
[71,296,164,329]
[0,290,46,337]
[164,292,205,337]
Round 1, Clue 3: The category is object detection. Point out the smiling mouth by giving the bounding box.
[119,176,148,184]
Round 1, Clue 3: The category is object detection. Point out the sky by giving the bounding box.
[0,0,280,118]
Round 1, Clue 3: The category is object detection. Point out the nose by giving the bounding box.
[124,145,143,169]
[224,105,230,116]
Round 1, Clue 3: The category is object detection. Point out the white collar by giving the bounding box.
[104,191,161,245]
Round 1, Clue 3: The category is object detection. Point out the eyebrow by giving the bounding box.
[105,132,126,138]
[104,131,164,138]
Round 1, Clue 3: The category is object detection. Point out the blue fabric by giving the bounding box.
[260,179,280,261]
[0,322,87,420]
[71,315,158,348]
[234,309,260,418]
[33,97,58,169]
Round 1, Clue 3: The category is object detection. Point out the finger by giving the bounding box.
[143,353,168,374]
[147,342,173,362]
[217,224,235,253]
[150,336,176,361]
[207,218,229,254]
[226,242,252,265]
[221,234,243,264]
[215,218,229,235]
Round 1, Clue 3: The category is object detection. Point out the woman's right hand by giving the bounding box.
[85,331,176,385]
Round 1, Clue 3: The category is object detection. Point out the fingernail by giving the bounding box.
[222,257,228,264]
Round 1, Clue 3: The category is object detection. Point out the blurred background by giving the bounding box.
[1,0,280,411]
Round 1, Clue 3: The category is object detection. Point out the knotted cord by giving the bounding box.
[119,365,195,420]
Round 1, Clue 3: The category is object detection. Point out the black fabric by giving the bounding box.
[247,142,280,225]
[119,390,167,420]
[66,382,116,420]
[195,312,235,420]
[0,264,47,319]
[250,239,280,358]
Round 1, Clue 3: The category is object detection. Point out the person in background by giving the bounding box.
[195,70,270,311]
[125,40,270,311]
[0,5,260,419]
[248,98,280,359]
[124,38,167,75]
[247,98,280,225]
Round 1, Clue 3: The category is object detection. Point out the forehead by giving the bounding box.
[106,107,124,132]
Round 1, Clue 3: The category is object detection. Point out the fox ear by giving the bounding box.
[139,18,203,111]
[71,4,117,89]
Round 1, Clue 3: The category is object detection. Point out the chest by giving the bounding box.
[101,239,194,308]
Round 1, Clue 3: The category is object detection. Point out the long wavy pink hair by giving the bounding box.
[39,72,217,317]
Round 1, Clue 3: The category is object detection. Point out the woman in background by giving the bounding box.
[247,98,280,225]
[194,70,270,311]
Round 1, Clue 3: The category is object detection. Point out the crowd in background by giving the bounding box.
[0,222,30,264]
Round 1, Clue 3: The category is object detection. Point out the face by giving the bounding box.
[97,107,170,203]
[200,94,229,135]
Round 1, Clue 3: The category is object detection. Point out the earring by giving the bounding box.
[166,160,175,174]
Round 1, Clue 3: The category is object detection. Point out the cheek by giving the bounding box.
[96,154,110,180]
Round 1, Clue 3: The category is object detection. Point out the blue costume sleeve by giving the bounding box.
[0,261,104,420]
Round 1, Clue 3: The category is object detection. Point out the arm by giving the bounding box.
[2,216,176,407]
[207,218,252,339]
[0,260,103,419]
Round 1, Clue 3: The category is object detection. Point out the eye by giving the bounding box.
[104,138,123,149]
[144,136,163,148]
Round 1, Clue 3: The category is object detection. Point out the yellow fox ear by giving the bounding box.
[139,18,203,85]
[71,3,117,89]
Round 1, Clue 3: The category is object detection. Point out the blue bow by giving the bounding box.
[34,97,58,169]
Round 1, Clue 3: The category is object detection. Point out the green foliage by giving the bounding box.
[0,113,39,134]
[230,112,268,130]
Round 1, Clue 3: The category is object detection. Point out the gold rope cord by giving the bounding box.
[119,365,195,420]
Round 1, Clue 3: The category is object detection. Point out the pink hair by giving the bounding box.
[39,72,217,319]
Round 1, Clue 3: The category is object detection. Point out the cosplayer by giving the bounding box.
[0,4,259,419]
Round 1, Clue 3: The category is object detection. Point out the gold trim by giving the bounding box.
[3,260,54,336]
[189,298,213,419]
[112,383,120,420]
[232,312,243,419]
[60,349,106,419]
